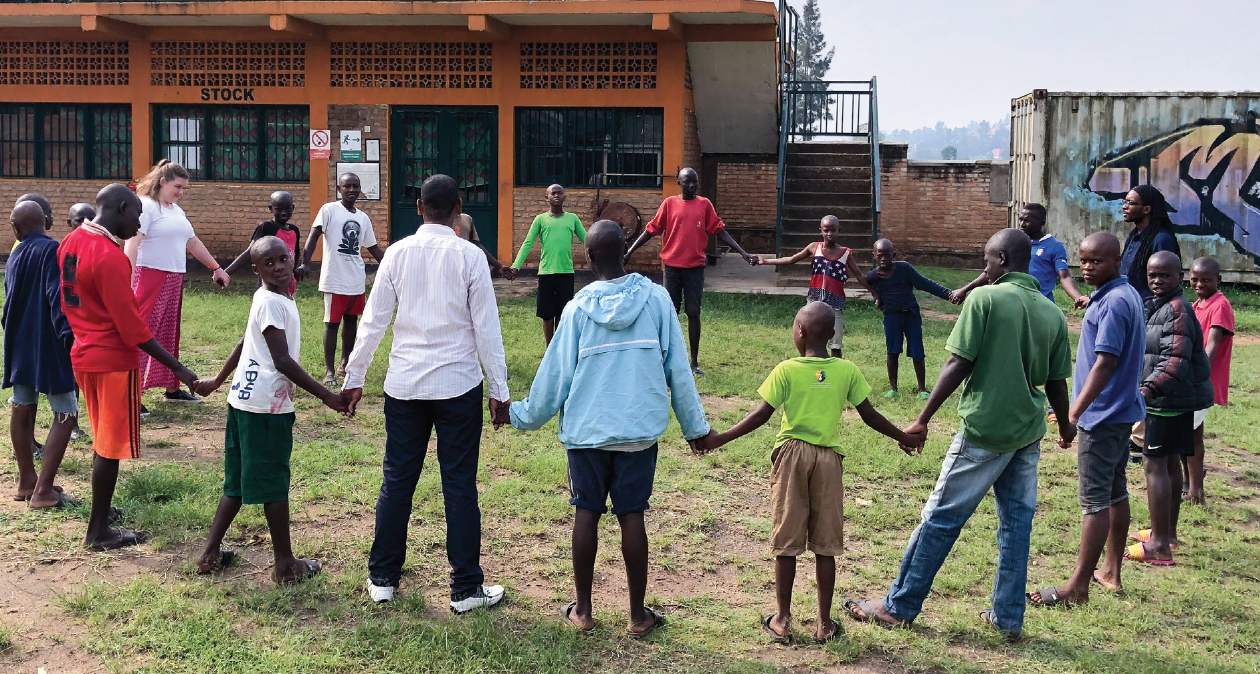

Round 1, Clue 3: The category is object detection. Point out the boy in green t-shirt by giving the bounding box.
[511,184,587,345]
[697,301,922,644]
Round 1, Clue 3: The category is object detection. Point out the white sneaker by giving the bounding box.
[367,580,395,603]
[450,584,505,614]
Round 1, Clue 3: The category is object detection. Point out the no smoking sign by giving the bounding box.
[309,129,330,160]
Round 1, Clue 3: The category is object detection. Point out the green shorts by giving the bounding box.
[223,406,295,504]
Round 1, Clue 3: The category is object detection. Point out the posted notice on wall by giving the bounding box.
[340,130,363,161]
[336,162,380,200]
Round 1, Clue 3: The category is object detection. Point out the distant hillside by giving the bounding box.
[884,116,1010,161]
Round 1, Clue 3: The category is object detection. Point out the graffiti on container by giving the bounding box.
[1084,113,1260,264]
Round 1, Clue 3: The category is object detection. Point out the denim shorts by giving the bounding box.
[1077,422,1130,514]
[9,385,78,415]
[883,311,925,359]
[566,443,658,515]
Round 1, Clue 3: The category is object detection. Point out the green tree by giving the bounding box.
[792,0,835,136]
[941,145,958,160]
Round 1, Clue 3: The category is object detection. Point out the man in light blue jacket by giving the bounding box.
[510,220,714,638]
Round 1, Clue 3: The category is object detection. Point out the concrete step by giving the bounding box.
[782,204,872,221]
[788,142,872,155]
[784,178,872,193]
[778,232,872,252]
[779,217,869,233]
[785,165,871,180]
[785,152,870,167]
[780,191,871,207]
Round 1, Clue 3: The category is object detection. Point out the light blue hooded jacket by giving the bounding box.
[509,273,710,449]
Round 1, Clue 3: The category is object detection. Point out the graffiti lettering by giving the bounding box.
[1085,113,1260,264]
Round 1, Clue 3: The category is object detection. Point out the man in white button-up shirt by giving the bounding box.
[341,174,511,613]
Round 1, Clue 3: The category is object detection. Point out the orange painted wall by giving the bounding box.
[0,22,771,265]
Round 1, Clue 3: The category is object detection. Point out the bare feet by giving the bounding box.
[1092,568,1122,593]
[843,598,906,628]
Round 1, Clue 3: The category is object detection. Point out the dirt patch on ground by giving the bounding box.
[701,395,754,416]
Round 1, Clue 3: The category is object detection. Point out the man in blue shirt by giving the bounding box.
[1028,232,1145,608]
[951,203,1087,305]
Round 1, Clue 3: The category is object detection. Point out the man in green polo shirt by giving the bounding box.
[842,229,1074,640]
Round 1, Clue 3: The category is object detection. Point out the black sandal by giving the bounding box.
[761,614,791,644]
[273,558,322,585]
[813,617,842,644]
[196,549,237,574]
[628,608,665,639]
[87,528,148,551]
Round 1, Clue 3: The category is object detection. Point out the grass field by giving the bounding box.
[0,271,1258,674]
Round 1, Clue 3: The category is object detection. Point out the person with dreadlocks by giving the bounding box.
[1078,185,1181,309]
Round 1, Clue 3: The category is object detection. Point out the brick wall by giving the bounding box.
[714,159,777,253]
[878,142,1007,267]
[0,180,102,251]
[511,187,664,274]
[683,109,701,170]
[327,104,390,255]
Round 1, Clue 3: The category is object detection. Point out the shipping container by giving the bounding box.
[1010,90,1260,282]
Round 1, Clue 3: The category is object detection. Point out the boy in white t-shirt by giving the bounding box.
[192,237,351,584]
[301,173,385,386]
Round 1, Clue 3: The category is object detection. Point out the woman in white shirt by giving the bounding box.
[125,160,231,406]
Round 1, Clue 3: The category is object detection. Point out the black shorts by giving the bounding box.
[1143,412,1195,458]
[664,265,705,318]
[536,273,575,320]
[567,443,659,515]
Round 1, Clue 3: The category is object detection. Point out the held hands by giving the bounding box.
[899,421,928,455]
[1057,419,1077,448]
[689,429,721,455]
[190,378,221,397]
[742,253,759,266]
[501,267,518,282]
[341,387,363,417]
[948,289,967,305]
[1073,295,1091,310]
[322,391,353,417]
[488,399,511,430]
[293,263,309,282]
[212,268,231,289]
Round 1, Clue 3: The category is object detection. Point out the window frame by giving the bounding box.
[0,103,132,180]
[514,107,664,189]
[153,104,309,183]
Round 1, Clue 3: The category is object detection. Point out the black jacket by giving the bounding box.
[1141,287,1214,412]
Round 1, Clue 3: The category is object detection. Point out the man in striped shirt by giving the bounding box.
[341,174,510,615]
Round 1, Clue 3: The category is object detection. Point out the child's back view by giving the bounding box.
[509,220,712,637]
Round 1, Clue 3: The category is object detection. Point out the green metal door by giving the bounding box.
[391,107,497,244]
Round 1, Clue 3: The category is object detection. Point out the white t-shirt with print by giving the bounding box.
[315,201,376,295]
[136,196,196,273]
[228,287,301,415]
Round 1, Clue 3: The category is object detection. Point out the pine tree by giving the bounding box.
[792,0,835,136]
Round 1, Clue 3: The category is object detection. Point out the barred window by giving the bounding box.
[0,104,131,179]
[515,108,663,189]
[155,106,308,182]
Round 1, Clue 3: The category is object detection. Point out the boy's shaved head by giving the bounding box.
[249,235,288,262]
[585,219,625,263]
[1148,250,1181,272]
[1190,256,1220,276]
[270,190,294,205]
[796,301,836,339]
[1080,231,1121,258]
[874,238,895,253]
[69,202,95,220]
[17,193,51,217]
[10,200,46,238]
[337,173,359,185]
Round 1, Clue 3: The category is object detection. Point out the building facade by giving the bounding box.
[0,0,780,269]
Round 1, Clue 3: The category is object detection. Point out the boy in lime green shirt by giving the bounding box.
[698,301,922,644]
[512,184,587,345]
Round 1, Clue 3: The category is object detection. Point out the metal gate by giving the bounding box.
[390,106,497,242]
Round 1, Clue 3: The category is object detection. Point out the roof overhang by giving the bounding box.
[0,1,777,37]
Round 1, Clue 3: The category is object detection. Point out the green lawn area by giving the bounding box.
[0,275,1258,674]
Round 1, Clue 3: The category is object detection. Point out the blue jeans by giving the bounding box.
[883,433,1040,634]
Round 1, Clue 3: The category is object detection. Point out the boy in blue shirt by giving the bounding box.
[509,220,713,638]
[696,301,921,644]
[866,238,954,398]
[951,203,1086,304]
[1028,232,1145,608]
[3,200,76,509]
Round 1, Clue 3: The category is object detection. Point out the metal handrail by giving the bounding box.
[870,76,881,240]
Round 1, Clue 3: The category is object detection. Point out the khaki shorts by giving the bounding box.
[827,308,845,351]
[770,439,844,557]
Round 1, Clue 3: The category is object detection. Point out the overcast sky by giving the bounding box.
[808,0,1256,131]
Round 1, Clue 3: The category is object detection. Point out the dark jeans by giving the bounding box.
[369,385,484,600]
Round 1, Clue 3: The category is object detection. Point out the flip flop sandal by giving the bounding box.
[812,618,843,644]
[978,609,1021,641]
[561,602,596,632]
[87,528,148,551]
[627,608,665,639]
[196,549,237,575]
[1027,586,1066,608]
[842,599,908,629]
[14,485,64,502]
[29,490,80,510]
[1125,542,1175,566]
[1130,529,1180,551]
[273,558,322,585]
[108,506,123,525]
[761,614,791,644]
